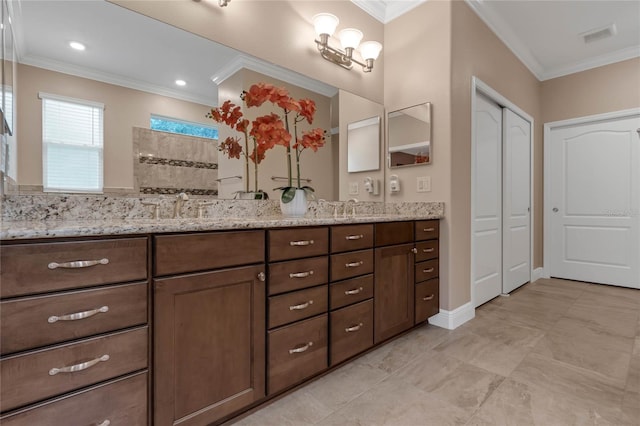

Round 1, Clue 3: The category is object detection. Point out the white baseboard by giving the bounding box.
[532,267,547,282]
[428,301,475,330]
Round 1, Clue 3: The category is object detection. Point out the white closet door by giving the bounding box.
[473,95,503,306]
[502,109,531,293]
[549,114,640,288]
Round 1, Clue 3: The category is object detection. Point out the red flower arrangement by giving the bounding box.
[208,82,326,203]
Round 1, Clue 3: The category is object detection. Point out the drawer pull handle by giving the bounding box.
[49,354,110,376]
[422,294,435,301]
[97,421,111,426]
[411,248,418,254]
[422,248,435,253]
[345,234,364,240]
[289,270,314,278]
[289,300,313,311]
[345,323,363,333]
[290,240,314,246]
[423,228,435,232]
[48,258,109,270]
[422,268,435,273]
[48,306,109,323]
[345,261,364,268]
[289,342,313,354]
[345,287,364,295]
[257,272,266,282]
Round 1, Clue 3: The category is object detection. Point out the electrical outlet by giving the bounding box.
[417,176,431,192]
[349,182,359,195]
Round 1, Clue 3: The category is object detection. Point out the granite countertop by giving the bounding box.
[0,213,444,240]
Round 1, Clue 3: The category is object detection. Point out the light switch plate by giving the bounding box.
[417,176,431,192]
[349,182,359,195]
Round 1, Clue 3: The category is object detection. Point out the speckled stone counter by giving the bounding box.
[1,195,444,240]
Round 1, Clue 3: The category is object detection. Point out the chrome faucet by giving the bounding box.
[173,192,189,218]
[343,198,358,218]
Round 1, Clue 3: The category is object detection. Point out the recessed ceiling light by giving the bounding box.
[69,41,86,51]
[175,79,187,86]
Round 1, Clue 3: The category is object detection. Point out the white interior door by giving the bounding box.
[473,94,503,306]
[502,109,531,293]
[549,114,640,288]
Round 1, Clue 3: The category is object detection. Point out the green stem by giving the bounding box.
[253,137,258,193]
[243,134,250,193]
[294,120,300,188]
[284,113,292,187]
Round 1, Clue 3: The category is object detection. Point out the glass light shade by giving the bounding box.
[339,28,363,50]
[359,41,382,60]
[312,13,339,37]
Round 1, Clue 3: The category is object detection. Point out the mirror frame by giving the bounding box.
[387,102,432,169]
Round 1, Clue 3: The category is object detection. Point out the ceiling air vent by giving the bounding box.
[581,23,617,44]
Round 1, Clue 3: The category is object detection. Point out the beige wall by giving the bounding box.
[448,1,542,309]
[111,0,385,105]
[17,64,211,191]
[541,58,640,124]
[384,0,454,309]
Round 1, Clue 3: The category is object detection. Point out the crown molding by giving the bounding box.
[464,0,545,80]
[351,0,427,24]
[20,55,216,107]
[540,45,640,81]
[210,54,338,98]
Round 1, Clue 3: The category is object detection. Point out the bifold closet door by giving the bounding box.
[472,94,503,307]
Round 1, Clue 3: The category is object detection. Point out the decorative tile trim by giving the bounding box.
[138,156,218,170]
[140,187,218,196]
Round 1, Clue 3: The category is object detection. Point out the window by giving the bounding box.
[150,115,218,140]
[40,93,104,193]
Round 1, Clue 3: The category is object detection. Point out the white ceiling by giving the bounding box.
[12,0,640,108]
[354,0,640,81]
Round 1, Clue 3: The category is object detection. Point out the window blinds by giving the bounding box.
[40,93,104,193]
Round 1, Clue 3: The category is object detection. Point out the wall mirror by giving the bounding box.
[387,102,432,168]
[13,0,385,202]
[347,116,380,173]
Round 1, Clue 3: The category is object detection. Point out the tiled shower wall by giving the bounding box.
[133,127,219,195]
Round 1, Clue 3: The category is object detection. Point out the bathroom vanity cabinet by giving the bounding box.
[0,218,440,426]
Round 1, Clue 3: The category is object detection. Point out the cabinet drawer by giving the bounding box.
[330,275,374,310]
[375,222,414,246]
[330,249,374,282]
[1,238,147,298]
[415,220,439,241]
[1,327,148,412]
[268,314,327,394]
[330,300,373,366]
[330,224,374,253]
[0,372,148,425]
[415,259,439,283]
[1,282,147,355]
[269,286,328,329]
[415,240,439,262]
[268,228,329,262]
[415,279,439,323]
[155,231,264,276]
[268,256,328,295]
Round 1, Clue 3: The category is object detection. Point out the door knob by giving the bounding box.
[552,207,559,212]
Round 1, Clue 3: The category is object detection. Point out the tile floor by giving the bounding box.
[233,278,640,425]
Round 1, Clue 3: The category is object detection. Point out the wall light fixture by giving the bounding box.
[313,13,382,73]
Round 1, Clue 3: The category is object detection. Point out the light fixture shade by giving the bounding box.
[339,28,363,50]
[313,13,339,37]
[359,41,382,60]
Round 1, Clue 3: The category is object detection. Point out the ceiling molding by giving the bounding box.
[540,45,640,81]
[351,0,427,24]
[20,55,216,107]
[210,55,338,98]
[464,0,545,80]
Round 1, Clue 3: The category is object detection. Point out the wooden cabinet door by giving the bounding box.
[374,244,415,344]
[154,265,265,426]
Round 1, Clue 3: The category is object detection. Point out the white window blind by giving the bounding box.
[41,93,104,193]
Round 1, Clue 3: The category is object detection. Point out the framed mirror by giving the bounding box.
[388,102,432,168]
[347,116,381,173]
